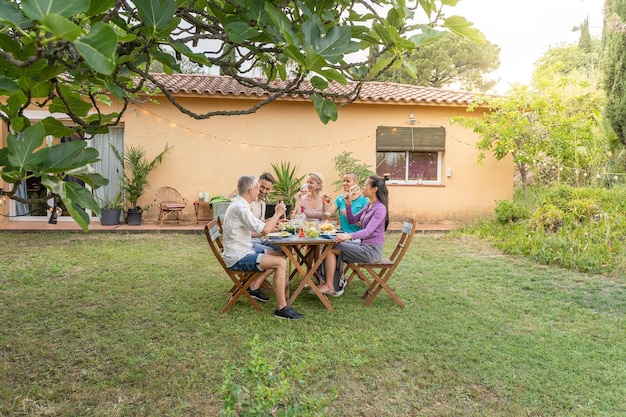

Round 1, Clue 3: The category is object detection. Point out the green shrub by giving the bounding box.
[567,198,602,223]
[219,336,324,417]
[542,184,576,208]
[494,200,529,224]
[466,185,626,276]
[531,203,564,233]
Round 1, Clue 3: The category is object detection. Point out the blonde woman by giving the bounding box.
[292,172,330,220]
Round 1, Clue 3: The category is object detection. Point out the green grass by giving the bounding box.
[1,231,626,416]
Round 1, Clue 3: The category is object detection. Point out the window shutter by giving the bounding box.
[376,126,445,151]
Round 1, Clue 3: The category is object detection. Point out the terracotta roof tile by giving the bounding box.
[149,73,485,106]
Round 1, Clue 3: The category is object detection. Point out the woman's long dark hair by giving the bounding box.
[368,174,389,231]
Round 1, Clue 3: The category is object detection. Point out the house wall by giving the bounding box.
[122,95,513,225]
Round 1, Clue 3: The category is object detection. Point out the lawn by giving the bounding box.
[1,231,625,416]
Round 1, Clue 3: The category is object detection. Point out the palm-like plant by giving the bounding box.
[112,144,170,210]
[269,161,305,207]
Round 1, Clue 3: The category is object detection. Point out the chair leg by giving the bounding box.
[221,276,262,314]
[344,264,372,288]
[363,266,404,308]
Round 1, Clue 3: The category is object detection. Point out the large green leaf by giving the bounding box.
[0,147,11,169]
[22,0,89,20]
[170,42,212,67]
[409,26,445,48]
[443,16,485,43]
[318,26,359,63]
[75,22,118,75]
[304,23,358,64]
[264,2,298,46]
[134,0,176,33]
[314,67,348,84]
[6,123,46,170]
[49,85,93,116]
[225,21,261,43]
[40,176,98,231]
[0,33,23,57]
[310,76,328,91]
[311,93,337,125]
[0,76,19,94]
[64,166,108,189]
[87,0,115,17]
[42,141,100,173]
[41,117,75,137]
[368,56,394,78]
[41,13,83,41]
[0,1,29,28]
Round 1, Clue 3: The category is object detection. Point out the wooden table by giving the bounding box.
[193,201,213,224]
[270,236,335,311]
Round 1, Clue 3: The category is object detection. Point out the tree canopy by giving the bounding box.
[603,0,626,146]
[373,31,500,92]
[0,0,482,230]
[453,35,615,192]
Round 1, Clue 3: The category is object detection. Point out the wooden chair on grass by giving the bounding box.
[344,219,417,308]
[204,219,264,314]
[154,186,188,225]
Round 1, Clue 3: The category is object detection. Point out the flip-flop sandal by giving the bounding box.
[320,288,340,297]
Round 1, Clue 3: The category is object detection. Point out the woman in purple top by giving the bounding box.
[317,175,389,296]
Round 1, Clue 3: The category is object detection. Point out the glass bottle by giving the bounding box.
[297,206,306,238]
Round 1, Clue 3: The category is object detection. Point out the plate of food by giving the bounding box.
[319,221,336,234]
[268,231,292,238]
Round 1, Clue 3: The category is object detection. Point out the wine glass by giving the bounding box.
[348,184,361,197]
[322,194,332,218]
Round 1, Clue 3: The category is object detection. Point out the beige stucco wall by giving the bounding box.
[0,92,513,226]
[123,94,513,225]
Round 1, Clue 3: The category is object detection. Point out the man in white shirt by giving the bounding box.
[222,175,304,320]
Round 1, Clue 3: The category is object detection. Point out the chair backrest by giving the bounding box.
[205,219,227,268]
[154,186,185,204]
[387,219,417,265]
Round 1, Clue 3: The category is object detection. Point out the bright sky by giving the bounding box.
[452,0,605,92]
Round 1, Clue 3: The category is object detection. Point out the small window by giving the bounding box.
[375,126,445,184]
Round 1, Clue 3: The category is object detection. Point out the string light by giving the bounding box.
[135,105,374,150]
[134,106,626,180]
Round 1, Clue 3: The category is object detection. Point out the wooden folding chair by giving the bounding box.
[344,219,417,308]
[204,219,264,314]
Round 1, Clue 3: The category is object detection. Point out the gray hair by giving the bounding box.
[237,175,257,195]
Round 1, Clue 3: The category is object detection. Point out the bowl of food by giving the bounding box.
[305,226,320,238]
[283,222,296,234]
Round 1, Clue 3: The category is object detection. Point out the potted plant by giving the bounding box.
[97,187,125,225]
[266,160,305,218]
[112,144,170,225]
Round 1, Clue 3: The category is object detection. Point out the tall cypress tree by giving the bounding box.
[604,0,626,145]
[578,18,593,53]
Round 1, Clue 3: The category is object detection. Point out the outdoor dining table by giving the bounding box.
[268,234,336,311]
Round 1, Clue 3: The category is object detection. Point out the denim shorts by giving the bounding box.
[230,247,267,272]
[253,240,281,253]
